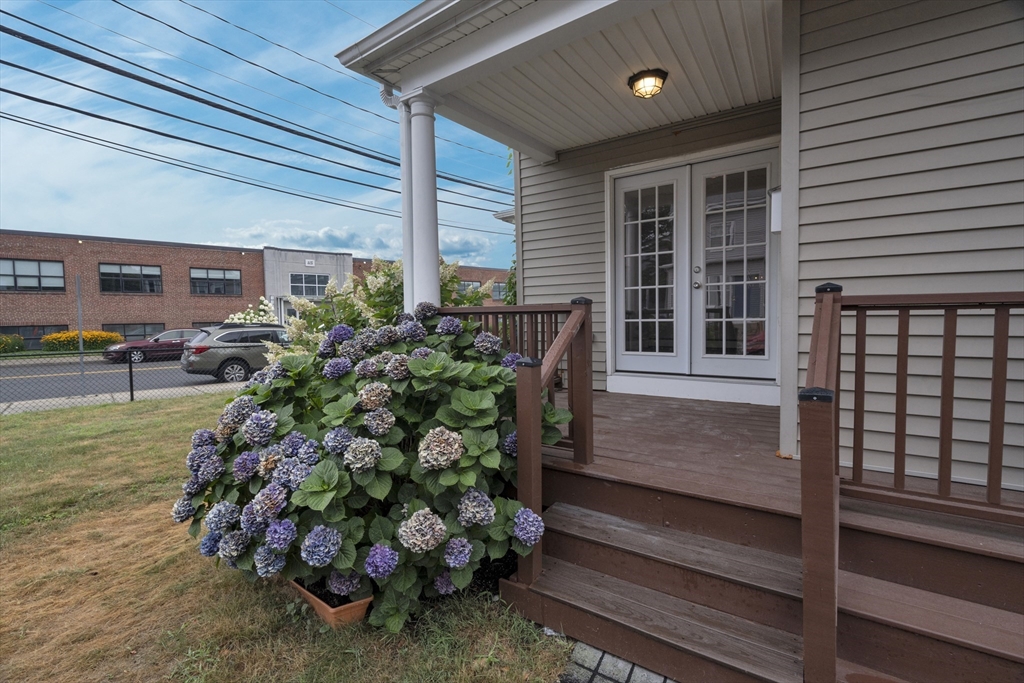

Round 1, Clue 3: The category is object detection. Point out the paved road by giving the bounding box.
[0,357,224,402]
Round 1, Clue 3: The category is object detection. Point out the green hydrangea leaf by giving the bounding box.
[378,447,405,472]
[450,566,473,589]
[479,449,501,470]
[438,469,460,487]
[465,407,500,428]
[248,477,264,495]
[435,405,467,428]
[365,471,392,500]
[486,539,509,560]
[187,518,202,539]
[487,524,509,541]
[392,565,417,593]
[346,516,365,544]
[331,539,357,570]
[510,538,533,556]
[541,424,564,445]
[274,416,296,435]
[469,539,486,562]
[384,612,407,634]
[368,516,395,544]
[459,470,477,488]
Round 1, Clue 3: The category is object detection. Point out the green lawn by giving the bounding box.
[0,395,570,683]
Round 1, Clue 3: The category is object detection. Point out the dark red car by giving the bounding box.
[103,329,203,363]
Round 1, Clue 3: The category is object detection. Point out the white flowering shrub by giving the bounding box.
[172,301,571,632]
[224,296,280,325]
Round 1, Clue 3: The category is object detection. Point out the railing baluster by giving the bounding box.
[515,357,544,585]
[894,309,910,491]
[938,309,957,498]
[987,306,1010,505]
[527,313,537,359]
[853,309,866,483]
[570,298,594,465]
[545,312,556,399]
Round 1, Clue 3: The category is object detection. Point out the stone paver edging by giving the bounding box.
[560,642,677,683]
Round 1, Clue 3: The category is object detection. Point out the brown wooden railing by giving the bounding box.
[438,298,595,584]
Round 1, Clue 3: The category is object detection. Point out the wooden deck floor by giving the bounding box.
[548,391,801,517]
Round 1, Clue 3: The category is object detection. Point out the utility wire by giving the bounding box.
[0,59,512,208]
[0,21,514,196]
[0,86,506,213]
[0,111,513,237]
[322,0,378,29]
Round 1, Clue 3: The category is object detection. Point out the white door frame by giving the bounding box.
[603,136,782,406]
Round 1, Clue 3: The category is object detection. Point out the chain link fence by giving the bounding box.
[0,350,241,415]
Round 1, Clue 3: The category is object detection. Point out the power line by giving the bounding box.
[0,58,512,208]
[322,0,378,29]
[0,20,515,196]
[0,111,514,237]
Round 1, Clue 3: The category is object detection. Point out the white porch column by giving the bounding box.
[407,92,441,306]
[398,100,415,312]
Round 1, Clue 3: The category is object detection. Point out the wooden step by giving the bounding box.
[521,555,804,683]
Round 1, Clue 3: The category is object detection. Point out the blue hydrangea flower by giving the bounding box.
[355,359,379,379]
[218,530,251,560]
[327,324,355,344]
[500,352,522,369]
[364,543,399,581]
[474,332,501,355]
[410,346,433,359]
[444,538,472,569]
[196,455,225,485]
[414,302,438,320]
[513,508,545,547]
[375,325,401,346]
[328,570,362,596]
[457,488,495,527]
[358,382,391,410]
[317,337,336,359]
[343,438,381,473]
[337,340,364,362]
[324,427,354,456]
[191,429,216,449]
[301,525,343,567]
[395,312,415,325]
[272,457,313,491]
[204,501,241,533]
[354,329,379,353]
[264,519,297,551]
[385,355,411,380]
[241,482,288,535]
[364,408,395,437]
[171,496,196,523]
[182,475,206,497]
[503,431,517,458]
[280,431,307,456]
[199,531,222,557]
[186,445,218,474]
[323,357,353,380]
[218,396,257,434]
[241,410,277,447]
[434,571,456,595]
[436,316,463,336]
[397,320,427,342]
[265,361,286,381]
[296,439,320,467]
[240,504,268,536]
[254,544,287,578]
[232,450,260,482]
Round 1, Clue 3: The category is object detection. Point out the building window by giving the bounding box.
[0,259,65,292]
[0,324,68,350]
[102,323,165,341]
[99,263,162,293]
[491,283,507,300]
[290,273,329,298]
[190,268,241,295]
[457,280,481,294]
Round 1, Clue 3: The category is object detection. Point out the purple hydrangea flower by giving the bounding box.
[500,352,522,369]
[218,530,251,560]
[434,571,456,595]
[328,570,362,596]
[398,320,427,342]
[264,519,297,551]
[385,355,411,380]
[414,302,438,320]
[196,455,225,485]
[323,357,353,380]
[171,496,196,523]
[232,450,260,482]
[241,410,277,447]
[317,337,336,359]
[358,382,391,410]
[444,537,473,569]
[217,396,257,435]
[398,509,447,553]
[503,431,517,458]
[186,445,218,474]
[280,431,307,456]
[395,312,415,325]
[301,525,343,567]
[243,370,269,389]
[265,361,286,381]
[364,543,399,581]
[457,488,495,527]
[355,359,379,379]
[199,531,222,557]
[323,427,354,456]
[272,457,313,491]
[327,324,355,344]
[182,475,206,497]
[191,429,216,449]
[354,329,378,353]
[337,340,364,362]
[375,325,401,347]
[436,316,463,336]
[204,501,241,533]
[343,438,381,473]
[364,408,395,437]
[296,439,320,467]
[410,346,433,360]
[473,332,501,355]
[240,482,288,535]
[254,545,286,578]
[240,504,268,536]
[513,508,545,547]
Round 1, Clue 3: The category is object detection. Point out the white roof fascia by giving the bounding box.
[438,94,557,162]
[399,0,666,95]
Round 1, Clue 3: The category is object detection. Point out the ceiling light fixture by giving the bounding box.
[628,69,668,98]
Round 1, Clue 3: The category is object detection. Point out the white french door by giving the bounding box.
[614,148,778,381]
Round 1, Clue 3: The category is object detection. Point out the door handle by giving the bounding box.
[692,281,701,289]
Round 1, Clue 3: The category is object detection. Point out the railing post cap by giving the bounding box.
[516,357,543,368]
[815,282,843,294]
[798,387,835,402]
[570,297,592,305]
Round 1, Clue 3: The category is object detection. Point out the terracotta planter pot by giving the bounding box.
[290,580,372,627]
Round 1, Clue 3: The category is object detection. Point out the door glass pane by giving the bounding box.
[626,322,639,352]
[725,284,744,319]
[640,223,656,253]
[658,322,673,353]
[640,256,656,286]
[658,288,673,318]
[705,176,723,212]
[747,207,766,245]
[623,181,674,356]
[747,168,767,205]
[746,321,766,356]
[658,185,673,217]
[625,256,639,287]
[706,322,722,354]
[641,322,656,352]
[640,187,656,219]
[658,220,672,251]
[725,321,743,355]
[658,254,673,285]
[724,248,744,283]
[706,286,722,319]
[705,249,723,284]
[725,172,745,209]
[641,289,656,319]
[705,213,723,248]
[725,210,744,246]
[625,290,639,319]
[624,190,639,222]
[625,224,639,255]
[746,283,765,318]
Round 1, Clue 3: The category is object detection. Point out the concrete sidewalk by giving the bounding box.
[0,353,108,367]
[0,382,241,415]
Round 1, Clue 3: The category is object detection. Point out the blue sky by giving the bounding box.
[0,0,516,267]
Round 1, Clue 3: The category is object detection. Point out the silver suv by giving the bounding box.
[181,324,289,382]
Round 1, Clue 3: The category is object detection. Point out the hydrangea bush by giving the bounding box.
[173,301,571,632]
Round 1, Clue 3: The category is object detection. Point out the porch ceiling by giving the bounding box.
[339,0,782,158]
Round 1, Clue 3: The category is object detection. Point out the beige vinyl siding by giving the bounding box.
[517,101,781,389]
[798,0,1024,489]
